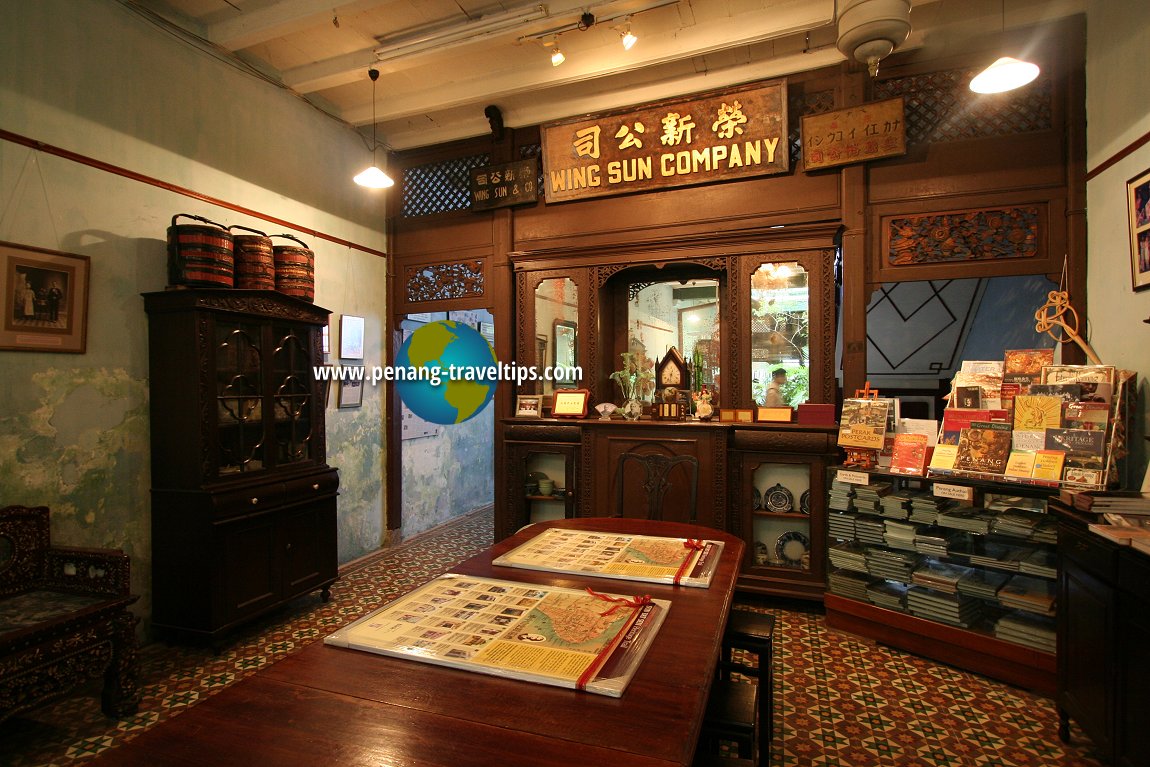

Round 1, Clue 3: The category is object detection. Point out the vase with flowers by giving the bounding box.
[609,351,654,421]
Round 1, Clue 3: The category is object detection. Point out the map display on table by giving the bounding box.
[324,574,668,697]
[491,528,725,588]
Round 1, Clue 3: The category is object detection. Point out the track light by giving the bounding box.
[551,47,565,66]
[354,68,394,189]
[621,20,637,50]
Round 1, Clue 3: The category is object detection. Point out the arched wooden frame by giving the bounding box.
[517,268,591,396]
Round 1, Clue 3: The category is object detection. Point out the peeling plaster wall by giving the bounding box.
[0,0,390,632]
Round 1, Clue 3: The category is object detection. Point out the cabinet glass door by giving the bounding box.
[216,323,266,474]
[272,325,314,466]
[750,461,812,571]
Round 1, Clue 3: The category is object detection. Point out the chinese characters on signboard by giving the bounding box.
[469,158,539,211]
[800,97,906,171]
[540,80,788,203]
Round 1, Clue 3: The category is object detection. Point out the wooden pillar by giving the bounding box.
[839,69,868,397]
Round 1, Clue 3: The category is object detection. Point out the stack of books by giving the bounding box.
[907,587,983,628]
[912,561,975,595]
[1018,549,1057,579]
[884,519,920,550]
[865,548,920,581]
[854,516,888,545]
[851,486,885,514]
[992,509,1045,539]
[937,507,995,534]
[956,569,1010,600]
[827,513,857,541]
[960,541,1030,571]
[994,611,1056,653]
[828,541,869,573]
[998,575,1056,616]
[1029,519,1057,544]
[828,481,855,512]
[913,526,962,557]
[867,580,910,612]
[908,494,954,525]
[828,569,873,601]
[878,491,912,519]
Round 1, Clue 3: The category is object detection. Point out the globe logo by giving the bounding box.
[395,320,497,425]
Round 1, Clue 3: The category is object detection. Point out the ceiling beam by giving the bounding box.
[207,0,382,51]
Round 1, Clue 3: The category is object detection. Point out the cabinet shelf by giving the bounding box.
[752,510,810,520]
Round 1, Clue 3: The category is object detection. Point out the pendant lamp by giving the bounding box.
[354,68,394,189]
[969,2,1039,93]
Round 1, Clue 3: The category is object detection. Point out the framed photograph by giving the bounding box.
[756,406,793,423]
[719,409,755,423]
[1127,167,1150,291]
[516,394,543,418]
[477,320,495,345]
[321,323,330,355]
[340,314,365,359]
[338,374,364,408]
[551,388,591,418]
[0,241,90,353]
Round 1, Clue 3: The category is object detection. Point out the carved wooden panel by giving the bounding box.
[404,260,486,304]
[504,424,582,442]
[884,206,1041,266]
[730,428,835,453]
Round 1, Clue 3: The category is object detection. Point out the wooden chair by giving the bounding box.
[698,611,775,767]
[0,505,140,722]
[613,452,699,524]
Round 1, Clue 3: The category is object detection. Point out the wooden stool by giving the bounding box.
[699,679,756,761]
[722,610,775,748]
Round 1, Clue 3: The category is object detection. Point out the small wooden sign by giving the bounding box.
[801,97,906,171]
[836,469,870,486]
[541,80,788,204]
[469,158,539,211]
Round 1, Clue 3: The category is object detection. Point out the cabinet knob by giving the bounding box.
[312,483,320,491]
[250,497,259,505]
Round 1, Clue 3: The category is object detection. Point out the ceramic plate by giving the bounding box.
[775,531,809,564]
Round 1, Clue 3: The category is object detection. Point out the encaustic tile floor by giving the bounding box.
[1,508,1106,767]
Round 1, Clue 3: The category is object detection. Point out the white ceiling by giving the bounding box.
[131,0,1082,151]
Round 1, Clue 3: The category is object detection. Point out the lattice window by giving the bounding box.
[405,261,485,303]
[788,88,836,164]
[401,154,490,217]
[874,69,1052,145]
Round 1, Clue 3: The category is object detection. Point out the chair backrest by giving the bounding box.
[613,452,699,524]
[0,505,50,597]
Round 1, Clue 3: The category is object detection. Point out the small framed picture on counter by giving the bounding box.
[551,389,591,418]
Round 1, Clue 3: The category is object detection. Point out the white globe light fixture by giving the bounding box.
[836,0,912,78]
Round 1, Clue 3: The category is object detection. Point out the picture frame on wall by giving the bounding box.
[340,314,365,359]
[0,241,90,353]
[1126,167,1150,291]
[338,373,364,408]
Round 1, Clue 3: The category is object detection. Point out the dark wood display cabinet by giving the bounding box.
[823,469,1059,695]
[1054,500,1150,766]
[144,289,339,645]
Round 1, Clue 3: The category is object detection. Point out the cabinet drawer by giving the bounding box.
[1060,524,1117,581]
[283,469,339,500]
[212,484,286,519]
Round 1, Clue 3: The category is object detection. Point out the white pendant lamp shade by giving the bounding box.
[354,165,395,188]
[355,68,394,189]
[969,56,1040,93]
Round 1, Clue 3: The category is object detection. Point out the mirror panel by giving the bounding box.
[627,279,720,402]
[751,261,809,406]
[535,277,578,396]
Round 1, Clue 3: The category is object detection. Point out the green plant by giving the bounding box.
[609,352,654,402]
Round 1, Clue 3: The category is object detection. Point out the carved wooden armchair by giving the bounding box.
[0,505,140,722]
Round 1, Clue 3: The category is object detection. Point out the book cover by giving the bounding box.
[1028,383,1083,402]
[1045,428,1106,458]
[961,360,1005,376]
[953,422,1013,474]
[1031,450,1066,480]
[899,418,940,445]
[889,433,929,476]
[1002,348,1055,385]
[1065,401,1111,431]
[1012,430,1046,452]
[940,408,1011,443]
[1012,395,1063,431]
[929,444,958,471]
[1004,451,1038,478]
[1041,365,1116,404]
[954,386,982,409]
[838,398,890,450]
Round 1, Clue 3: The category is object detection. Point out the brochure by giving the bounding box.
[325,573,669,698]
[492,528,724,588]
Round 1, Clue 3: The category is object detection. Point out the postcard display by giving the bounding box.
[326,574,668,697]
[823,356,1137,694]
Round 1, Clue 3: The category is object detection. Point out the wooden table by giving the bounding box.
[90,518,744,767]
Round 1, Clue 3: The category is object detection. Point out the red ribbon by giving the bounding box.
[683,538,705,550]
[674,539,707,584]
[585,587,652,616]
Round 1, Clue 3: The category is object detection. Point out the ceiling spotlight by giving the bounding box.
[551,46,565,66]
[621,21,637,50]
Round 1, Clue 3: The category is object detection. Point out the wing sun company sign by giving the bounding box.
[540,80,789,204]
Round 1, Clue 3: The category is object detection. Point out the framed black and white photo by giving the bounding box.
[338,374,364,408]
[516,394,542,418]
[1,241,90,353]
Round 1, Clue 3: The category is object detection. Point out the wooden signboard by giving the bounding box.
[801,97,906,171]
[469,158,539,210]
[541,80,788,204]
